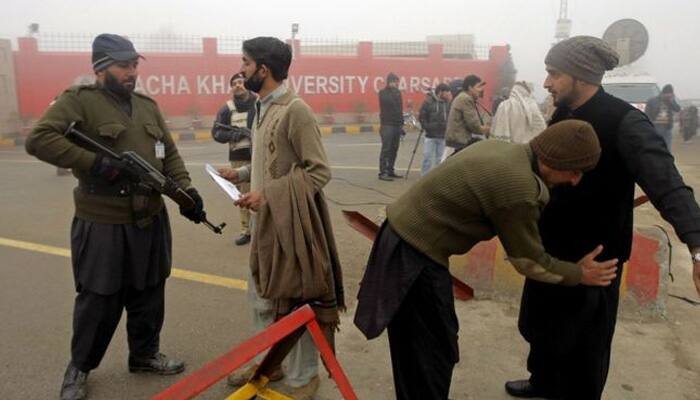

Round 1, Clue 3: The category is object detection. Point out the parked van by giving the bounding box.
[602,73,660,112]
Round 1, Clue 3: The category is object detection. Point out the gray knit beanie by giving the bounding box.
[530,120,601,172]
[545,36,619,84]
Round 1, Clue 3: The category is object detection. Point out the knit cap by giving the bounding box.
[545,36,619,84]
[92,33,143,72]
[530,120,601,171]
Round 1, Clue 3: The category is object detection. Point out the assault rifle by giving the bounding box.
[64,121,226,234]
[213,122,251,142]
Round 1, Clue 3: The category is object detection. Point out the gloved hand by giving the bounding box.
[180,188,206,223]
[90,153,136,182]
[230,127,252,142]
[212,127,233,143]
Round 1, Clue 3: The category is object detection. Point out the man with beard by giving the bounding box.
[445,74,491,154]
[217,37,343,400]
[211,72,256,245]
[506,36,700,400]
[25,34,205,400]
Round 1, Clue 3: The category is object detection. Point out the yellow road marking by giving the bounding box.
[171,269,247,290]
[0,237,71,257]
[0,236,247,291]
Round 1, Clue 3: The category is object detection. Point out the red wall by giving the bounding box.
[14,37,508,119]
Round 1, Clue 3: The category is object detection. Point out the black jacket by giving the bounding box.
[418,92,449,139]
[379,87,404,126]
[540,88,700,264]
[211,95,256,161]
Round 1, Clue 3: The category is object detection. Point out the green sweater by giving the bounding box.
[25,85,191,224]
[387,140,582,286]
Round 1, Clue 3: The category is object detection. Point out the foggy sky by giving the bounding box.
[2,0,698,99]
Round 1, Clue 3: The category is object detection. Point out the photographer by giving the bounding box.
[211,72,256,245]
[418,83,452,175]
[445,74,491,154]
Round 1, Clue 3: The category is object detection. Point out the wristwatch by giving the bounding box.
[692,252,700,263]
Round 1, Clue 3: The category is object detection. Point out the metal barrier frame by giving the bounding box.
[153,305,357,400]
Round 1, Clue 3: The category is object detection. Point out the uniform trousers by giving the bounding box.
[71,283,165,371]
[69,210,171,372]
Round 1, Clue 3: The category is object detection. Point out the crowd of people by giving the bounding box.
[24,32,700,400]
[378,58,699,179]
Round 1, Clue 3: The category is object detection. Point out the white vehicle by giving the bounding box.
[602,73,660,113]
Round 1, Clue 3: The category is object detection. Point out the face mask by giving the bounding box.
[244,66,264,93]
[104,70,134,99]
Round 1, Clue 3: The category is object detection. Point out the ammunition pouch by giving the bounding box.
[79,180,154,228]
[131,182,154,229]
[78,181,132,197]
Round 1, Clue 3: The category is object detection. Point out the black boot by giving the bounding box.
[60,363,89,400]
[235,233,251,246]
[505,379,561,399]
[129,353,185,375]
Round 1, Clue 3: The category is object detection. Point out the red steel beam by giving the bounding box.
[152,306,316,400]
[306,319,359,400]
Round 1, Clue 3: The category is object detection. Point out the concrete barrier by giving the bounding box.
[449,225,670,317]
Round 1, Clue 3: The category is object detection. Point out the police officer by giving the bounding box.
[25,34,205,400]
[211,72,255,245]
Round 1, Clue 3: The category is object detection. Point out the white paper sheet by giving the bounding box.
[205,163,242,201]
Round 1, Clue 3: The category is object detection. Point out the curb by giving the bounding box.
[0,137,24,148]
[319,124,380,135]
[449,225,670,318]
[170,125,380,141]
[1,124,381,148]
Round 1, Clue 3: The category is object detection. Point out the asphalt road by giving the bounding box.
[2,132,699,399]
[0,132,422,399]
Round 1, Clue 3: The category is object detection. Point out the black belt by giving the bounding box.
[78,182,132,197]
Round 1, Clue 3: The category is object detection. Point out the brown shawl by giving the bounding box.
[250,164,344,326]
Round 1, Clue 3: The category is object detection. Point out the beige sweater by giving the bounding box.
[239,88,330,194]
[240,87,341,319]
[445,91,491,147]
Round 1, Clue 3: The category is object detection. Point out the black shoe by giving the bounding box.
[378,174,394,181]
[388,172,403,178]
[129,353,185,375]
[505,379,560,399]
[235,233,251,246]
[60,363,88,400]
